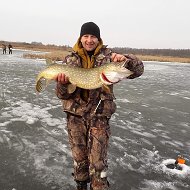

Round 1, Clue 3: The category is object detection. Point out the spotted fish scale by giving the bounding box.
[35,62,133,93]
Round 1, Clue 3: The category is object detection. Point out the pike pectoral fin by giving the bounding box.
[102,84,111,94]
[67,84,77,94]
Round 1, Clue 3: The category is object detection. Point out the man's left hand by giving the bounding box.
[111,53,127,62]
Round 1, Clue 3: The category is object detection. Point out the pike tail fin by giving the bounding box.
[36,77,50,93]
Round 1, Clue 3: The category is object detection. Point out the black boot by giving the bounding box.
[76,180,88,190]
[90,177,109,190]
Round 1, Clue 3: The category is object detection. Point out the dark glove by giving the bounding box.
[55,82,72,100]
[124,54,144,79]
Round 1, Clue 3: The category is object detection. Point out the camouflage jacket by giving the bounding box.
[56,43,144,118]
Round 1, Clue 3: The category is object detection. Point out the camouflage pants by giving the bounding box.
[66,113,110,190]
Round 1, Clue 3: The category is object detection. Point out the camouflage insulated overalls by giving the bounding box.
[56,44,144,190]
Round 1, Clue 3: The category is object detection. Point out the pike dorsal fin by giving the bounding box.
[45,58,56,66]
[46,58,53,65]
[67,84,77,94]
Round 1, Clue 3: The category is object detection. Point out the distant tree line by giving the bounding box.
[0,40,71,51]
[1,40,190,58]
[111,47,190,58]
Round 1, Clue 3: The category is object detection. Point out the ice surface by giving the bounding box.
[0,51,190,189]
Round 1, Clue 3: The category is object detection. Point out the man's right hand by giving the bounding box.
[54,73,69,84]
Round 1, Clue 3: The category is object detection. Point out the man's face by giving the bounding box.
[80,34,99,51]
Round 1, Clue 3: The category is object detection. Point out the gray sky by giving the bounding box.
[0,0,190,49]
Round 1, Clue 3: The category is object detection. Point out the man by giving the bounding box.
[8,44,13,54]
[55,22,144,190]
[2,44,6,54]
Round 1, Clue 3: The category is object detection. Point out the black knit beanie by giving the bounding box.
[80,22,100,40]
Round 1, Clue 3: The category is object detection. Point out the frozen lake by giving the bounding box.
[0,50,190,190]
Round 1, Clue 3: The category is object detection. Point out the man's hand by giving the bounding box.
[54,73,69,84]
[111,53,127,62]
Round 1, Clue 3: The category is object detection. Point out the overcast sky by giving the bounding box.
[0,0,189,49]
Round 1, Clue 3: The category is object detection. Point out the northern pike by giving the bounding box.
[36,61,133,93]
